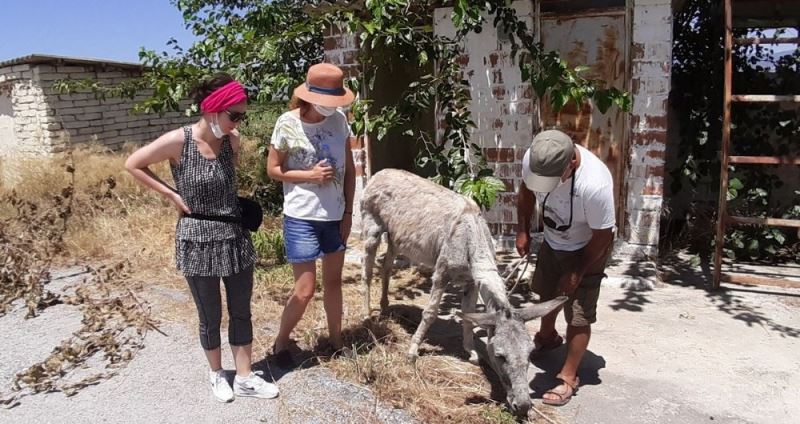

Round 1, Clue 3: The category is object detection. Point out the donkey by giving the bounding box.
[360,169,567,417]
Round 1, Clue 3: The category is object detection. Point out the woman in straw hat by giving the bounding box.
[266,63,356,368]
[125,73,279,402]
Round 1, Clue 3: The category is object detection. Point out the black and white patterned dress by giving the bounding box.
[170,126,256,277]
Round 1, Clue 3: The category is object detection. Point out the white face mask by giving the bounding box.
[313,104,337,117]
[210,113,225,138]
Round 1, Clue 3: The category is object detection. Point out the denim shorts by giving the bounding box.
[283,215,345,263]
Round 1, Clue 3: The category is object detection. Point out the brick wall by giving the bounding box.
[434,1,537,239]
[624,0,672,252]
[323,1,673,254]
[324,24,361,79]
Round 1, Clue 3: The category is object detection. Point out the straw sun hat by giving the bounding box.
[293,63,355,107]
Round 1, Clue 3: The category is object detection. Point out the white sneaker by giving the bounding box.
[209,369,234,403]
[233,371,279,399]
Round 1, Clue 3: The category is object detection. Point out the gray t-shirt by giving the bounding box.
[270,110,350,221]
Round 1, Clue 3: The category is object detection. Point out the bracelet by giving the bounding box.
[344,210,353,215]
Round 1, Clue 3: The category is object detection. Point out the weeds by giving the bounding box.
[0,151,75,318]
[237,134,284,216]
[252,226,286,267]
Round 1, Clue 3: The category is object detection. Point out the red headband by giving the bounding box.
[200,81,247,113]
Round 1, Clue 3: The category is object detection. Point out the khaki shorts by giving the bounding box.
[531,241,612,326]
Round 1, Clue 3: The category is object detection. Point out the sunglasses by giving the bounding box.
[223,109,247,123]
[542,174,575,232]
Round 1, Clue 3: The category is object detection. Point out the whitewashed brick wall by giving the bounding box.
[36,64,187,151]
[624,0,672,253]
[434,1,537,238]
[0,64,52,157]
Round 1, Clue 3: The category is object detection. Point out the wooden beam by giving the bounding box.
[729,155,800,165]
[721,273,800,289]
[731,95,800,103]
[728,216,800,228]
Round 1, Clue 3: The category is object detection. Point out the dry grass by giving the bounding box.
[0,142,557,423]
[246,259,558,423]
[1,143,175,270]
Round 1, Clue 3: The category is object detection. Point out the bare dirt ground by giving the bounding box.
[1,247,798,423]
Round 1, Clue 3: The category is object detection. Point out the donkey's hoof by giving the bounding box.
[406,345,420,363]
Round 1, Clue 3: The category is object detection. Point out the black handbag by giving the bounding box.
[188,196,263,232]
[237,196,264,231]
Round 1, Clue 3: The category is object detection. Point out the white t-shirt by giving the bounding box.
[526,145,615,251]
[270,110,350,221]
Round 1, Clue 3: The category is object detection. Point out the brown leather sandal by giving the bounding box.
[542,375,579,406]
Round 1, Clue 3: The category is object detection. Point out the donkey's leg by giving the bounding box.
[361,214,383,317]
[461,282,480,364]
[408,268,446,361]
[378,238,397,314]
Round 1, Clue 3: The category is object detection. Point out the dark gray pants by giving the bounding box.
[185,266,254,350]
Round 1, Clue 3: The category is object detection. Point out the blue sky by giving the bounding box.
[0,0,196,63]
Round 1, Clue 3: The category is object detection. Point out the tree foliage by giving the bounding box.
[670,0,799,262]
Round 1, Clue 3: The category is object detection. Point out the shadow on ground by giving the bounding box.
[530,348,606,399]
[661,253,800,338]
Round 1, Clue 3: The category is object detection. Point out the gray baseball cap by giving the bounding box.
[522,130,575,193]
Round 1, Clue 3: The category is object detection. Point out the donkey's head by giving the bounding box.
[461,296,568,417]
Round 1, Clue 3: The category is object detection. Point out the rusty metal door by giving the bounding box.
[539,7,629,227]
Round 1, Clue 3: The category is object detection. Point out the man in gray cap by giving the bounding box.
[516,129,615,406]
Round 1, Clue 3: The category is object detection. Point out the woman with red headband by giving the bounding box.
[125,73,279,402]
[266,63,356,368]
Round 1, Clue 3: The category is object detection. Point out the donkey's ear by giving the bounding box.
[457,311,501,329]
[516,296,569,322]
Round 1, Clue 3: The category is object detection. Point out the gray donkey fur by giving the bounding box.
[360,169,567,417]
